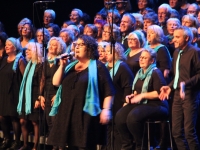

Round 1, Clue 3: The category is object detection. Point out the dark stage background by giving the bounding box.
[0,0,196,37]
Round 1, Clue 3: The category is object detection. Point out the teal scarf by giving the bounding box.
[12,52,23,72]
[49,59,101,116]
[173,50,183,89]
[17,61,37,115]
[105,60,122,79]
[124,48,131,56]
[48,57,56,65]
[132,63,156,104]
[152,44,172,60]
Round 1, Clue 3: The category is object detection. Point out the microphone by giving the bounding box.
[105,1,128,5]
[56,51,75,60]
[34,1,55,4]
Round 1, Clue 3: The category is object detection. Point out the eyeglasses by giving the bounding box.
[44,16,52,19]
[69,14,78,18]
[22,27,31,31]
[127,38,138,41]
[103,30,111,34]
[73,42,86,48]
[187,10,196,14]
[139,56,150,60]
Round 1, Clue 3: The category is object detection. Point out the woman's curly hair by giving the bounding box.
[78,35,99,60]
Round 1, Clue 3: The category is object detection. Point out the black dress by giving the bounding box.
[0,57,24,116]
[125,51,142,76]
[155,46,171,74]
[47,61,115,148]
[43,61,59,134]
[109,62,134,116]
[19,63,43,121]
[106,62,134,150]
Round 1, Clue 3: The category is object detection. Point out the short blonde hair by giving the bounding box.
[147,25,164,43]
[26,42,43,63]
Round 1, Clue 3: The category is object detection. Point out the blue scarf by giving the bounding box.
[105,60,122,79]
[124,48,131,56]
[12,52,23,72]
[132,63,156,104]
[48,57,56,65]
[17,61,36,115]
[49,59,101,116]
[152,44,172,60]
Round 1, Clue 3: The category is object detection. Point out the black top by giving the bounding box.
[43,60,59,107]
[47,60,115,148]
[134,69,168,108]
[0,57,25,116]
[20,63,43,121]
[156,46,171,74]
[169,44,200,90]
[108,62,134,116]
[126,51,142,76]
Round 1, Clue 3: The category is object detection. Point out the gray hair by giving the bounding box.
[44,9,56,21]
[142,47,157,64]
[59,28,75,43]
[67,25,80,37]
[128,30,146,48]
[103,23,121,42]
[47,37,66,55]
[174,26,193,43]
[182,14,199,28]
[147,25,164,43]
[167,18,181,27]
[107,42,126,61]
[72,8,83,18]
[36,28,50,43]
[158,3,172,14]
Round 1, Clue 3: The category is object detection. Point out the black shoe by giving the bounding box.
[6,141,21,150]
[0,138,11,149]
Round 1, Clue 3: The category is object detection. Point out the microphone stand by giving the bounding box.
[106,4,116,150]
[33,1,55,150]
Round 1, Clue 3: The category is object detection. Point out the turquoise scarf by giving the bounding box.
[132,63,156,104]
[17,61,37,115]
[48,57,56,65]
[124,48,131,56]
[12,52,23,72]
[105,60,122,79]
[152,44,172,60]
[49,59,101,116]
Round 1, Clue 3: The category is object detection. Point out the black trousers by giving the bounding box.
[115,102,168,150]
[172,90,200,150]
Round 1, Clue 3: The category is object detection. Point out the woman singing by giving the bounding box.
[47,35,115,150]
